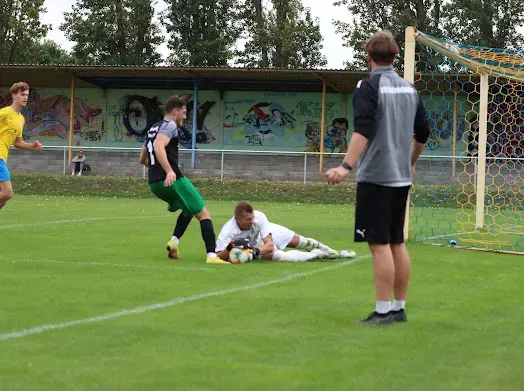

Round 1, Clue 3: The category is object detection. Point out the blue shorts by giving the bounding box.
[0,159,11,182]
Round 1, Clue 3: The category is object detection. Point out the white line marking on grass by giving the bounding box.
[0,215,170,230]
[0,254,371,342]
[0,258,214,272]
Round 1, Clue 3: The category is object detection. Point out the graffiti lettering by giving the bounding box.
[121,95,163,141]
[0,90,102,139]
[119,95,216,146]
[79,120,106,142]
[227,102,297,138]
[180,100,216,148]
[246,134,263,146]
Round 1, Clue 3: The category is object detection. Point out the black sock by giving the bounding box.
[200,219,216,254]
[173,214,193,239]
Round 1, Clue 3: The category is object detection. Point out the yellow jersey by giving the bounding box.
[0,106,25,162]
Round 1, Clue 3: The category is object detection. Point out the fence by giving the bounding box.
[7,145,523,187]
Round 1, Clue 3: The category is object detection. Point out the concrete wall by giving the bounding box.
[7,148,522,187]
[7,149,341,182]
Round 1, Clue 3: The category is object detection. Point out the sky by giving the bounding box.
[41,0,351,69]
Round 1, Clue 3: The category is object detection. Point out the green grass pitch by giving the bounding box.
[1,196,523,391]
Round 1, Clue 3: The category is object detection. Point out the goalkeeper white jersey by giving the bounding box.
[216,211,272,252]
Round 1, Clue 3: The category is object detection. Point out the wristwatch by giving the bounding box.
[341,162,352,171]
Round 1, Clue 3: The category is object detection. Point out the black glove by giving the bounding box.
[227,238,252,251]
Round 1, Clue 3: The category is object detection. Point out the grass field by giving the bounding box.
[1,195,523,391]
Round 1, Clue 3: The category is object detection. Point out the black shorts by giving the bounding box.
[354,182,411,244]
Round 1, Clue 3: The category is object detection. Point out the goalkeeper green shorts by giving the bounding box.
[149,177,205,216]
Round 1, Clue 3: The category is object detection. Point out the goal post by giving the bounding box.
[405,28,524,255]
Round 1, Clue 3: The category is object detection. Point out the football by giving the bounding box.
[229,248,253,264]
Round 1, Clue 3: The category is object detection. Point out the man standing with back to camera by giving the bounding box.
[326,31,430,324]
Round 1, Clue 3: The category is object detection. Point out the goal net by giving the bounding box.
[405,28,524,254]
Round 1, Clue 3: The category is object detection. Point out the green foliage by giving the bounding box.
[333,0,524,71]
[11,174,358,204]
[12,174,521,209]
[61,0,163,66]
[442,0,524,49]
[237,0,327,68]
[165,0,243,66]
[20,39,75,65]
[333,0,443,71]
[0,0,50,64]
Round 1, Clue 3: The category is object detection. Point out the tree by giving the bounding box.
[333,0,443,71]
[0,0,50,64]
[165,0,243,66]
[334,0,524,71]
[17,40,75,65]
[442,0,524,49]
[238,0,270,67]
[61,0,162,66]
[237,0,327,68]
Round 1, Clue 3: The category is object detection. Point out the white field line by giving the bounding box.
[0,254,371,342]
[0,215,170,230]
[0,258,214,272]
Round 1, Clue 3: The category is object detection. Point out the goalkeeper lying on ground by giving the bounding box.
[215,202,356,262]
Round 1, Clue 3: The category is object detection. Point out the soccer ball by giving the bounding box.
[229,248,253,264]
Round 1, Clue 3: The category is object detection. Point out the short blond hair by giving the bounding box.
[10,82,30,95]
[364,31,399,65]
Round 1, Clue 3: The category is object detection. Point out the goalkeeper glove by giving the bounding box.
[226,238,252,251]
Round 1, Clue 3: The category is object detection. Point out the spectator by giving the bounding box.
[71,150,87,176]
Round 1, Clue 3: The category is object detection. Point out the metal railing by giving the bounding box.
[40,145,348,183]
[27,145,523,184]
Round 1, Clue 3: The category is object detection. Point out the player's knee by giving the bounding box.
[288,234,301,248]
[194,208,211,221]
[0,188,13,201]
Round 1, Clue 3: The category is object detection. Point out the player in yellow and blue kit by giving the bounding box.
[0,82,42,210]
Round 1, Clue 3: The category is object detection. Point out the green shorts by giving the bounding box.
[149,177,205,216]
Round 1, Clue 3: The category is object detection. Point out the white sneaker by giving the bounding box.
[339,250,356,258]
[71,172,75,175]
[325,249,339,259]
[318,244,339,258]
[77,172,82,176]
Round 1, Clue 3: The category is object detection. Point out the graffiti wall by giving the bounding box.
[105,89,220,148]
[0,88,104,146]
[0,88,221,149]
[422,95,471,156]
[0,86,473,156]
[223,91,350,152]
